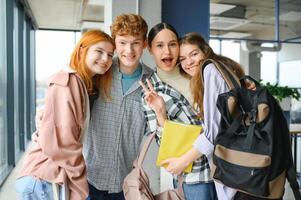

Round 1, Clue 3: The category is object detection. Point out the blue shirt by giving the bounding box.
[121,65,142,94]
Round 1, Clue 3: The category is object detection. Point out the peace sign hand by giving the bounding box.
[139,79,167,127]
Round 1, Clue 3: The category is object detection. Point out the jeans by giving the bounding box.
[174,180,217,200]
[183,182,217,200]
[15,176,53,200]
[88,182,125,200]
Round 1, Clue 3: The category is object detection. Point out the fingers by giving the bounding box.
[146,79,155,93]
[245,80,256,91]
[139,80,150,93]
[160,159,171,167]
[140,79,158,99]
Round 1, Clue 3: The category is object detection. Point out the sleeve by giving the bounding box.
[193,63,229,163]
[37,76,88,200]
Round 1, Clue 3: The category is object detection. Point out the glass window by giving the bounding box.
[0,0,8,184]
[221,40,240,63]
[35,30,80,111]
[209,39,221,54]
[260,52,277,84]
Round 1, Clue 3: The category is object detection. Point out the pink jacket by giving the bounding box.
[20,70,89,200]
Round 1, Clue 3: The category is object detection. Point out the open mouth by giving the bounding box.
[161,57,173,65]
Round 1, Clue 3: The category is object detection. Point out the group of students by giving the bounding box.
[15,13,246,200]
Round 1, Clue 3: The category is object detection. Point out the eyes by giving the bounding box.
[117,40,142,46]
[179,50,201,64]
[155,42,178,49]
[95,49,113,58]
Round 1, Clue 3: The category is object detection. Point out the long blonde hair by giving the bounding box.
[179,32,244,119]
[69,30,114,98]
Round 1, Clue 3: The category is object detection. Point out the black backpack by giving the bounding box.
[202,59,301,199]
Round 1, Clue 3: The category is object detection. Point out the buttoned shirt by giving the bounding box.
[141,72,212,184]
[84,57,153,193]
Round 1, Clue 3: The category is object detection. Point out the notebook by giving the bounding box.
[156,120,202,173]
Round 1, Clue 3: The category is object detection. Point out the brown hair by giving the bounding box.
[179,32,244,119]
[69,29,115,99]
[110,13,148,41]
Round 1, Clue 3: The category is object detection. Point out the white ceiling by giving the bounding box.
[25,0,301,41]
[26,0,104,30]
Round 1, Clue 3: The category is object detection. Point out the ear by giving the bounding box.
[146,39,153,55]
[147,45,153,55]
[143,39,147,49]
[79,46,84,60]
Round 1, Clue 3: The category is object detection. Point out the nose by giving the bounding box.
[185,57,194,67]
[163,45,171,54]
[125,43,133,53]
[101,53,109,63]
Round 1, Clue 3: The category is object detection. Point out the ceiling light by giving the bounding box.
[210,16,249,30]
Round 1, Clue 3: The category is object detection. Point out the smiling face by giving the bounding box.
[85,41,114,76]
[179,43,205,77]
[149,29,179,72]
[115,34,146,74]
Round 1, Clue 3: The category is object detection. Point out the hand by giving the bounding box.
[245,79,256,91]
[139,79,167,126]
[160,157,188,175]
[31,131,39,143]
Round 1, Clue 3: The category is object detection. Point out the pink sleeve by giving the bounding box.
[37,75,88,200]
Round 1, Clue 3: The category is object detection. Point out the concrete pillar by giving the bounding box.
[248,51,262,81]
[240,49,262,82]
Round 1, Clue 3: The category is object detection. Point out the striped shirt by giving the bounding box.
[141,72,212,184]
[84,58,153,193]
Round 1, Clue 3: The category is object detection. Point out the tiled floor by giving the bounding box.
[0,149,299,200]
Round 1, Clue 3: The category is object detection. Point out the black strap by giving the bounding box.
[287,165,301,200]
[224,113,243,137]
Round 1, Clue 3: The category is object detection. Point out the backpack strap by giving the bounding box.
[201,59,241,90]
[287,165,301,199]
[137,132,157,167]
[285,131,301,199]
[135,133,185,198]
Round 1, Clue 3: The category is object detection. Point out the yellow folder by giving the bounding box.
[156,120,202,173]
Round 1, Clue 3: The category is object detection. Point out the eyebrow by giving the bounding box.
[95,47,114,55]
[154,39,178,44]
[117,38,142,42]
[179,48,199,58]
[189,49,199,54]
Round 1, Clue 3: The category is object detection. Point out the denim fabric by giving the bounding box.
[88,182,125,200]
[15,176,53,200]
[183,182,217,200]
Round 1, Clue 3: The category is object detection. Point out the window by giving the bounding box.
[35,30,80,111]
[260,52,277,84]
[209,39,240,63]
[0,0,8,184]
